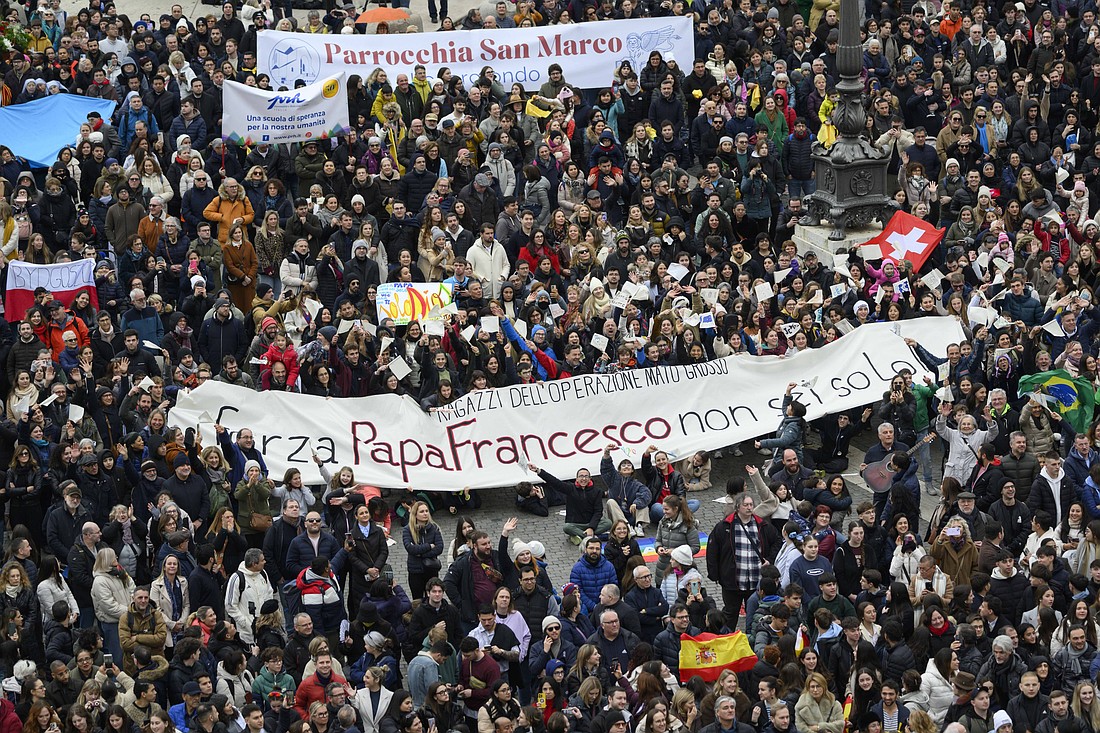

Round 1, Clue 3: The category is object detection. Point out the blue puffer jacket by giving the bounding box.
[569,555,619,613]
[1000,290,1044,326]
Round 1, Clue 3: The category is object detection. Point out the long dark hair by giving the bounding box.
[451,516,476,560]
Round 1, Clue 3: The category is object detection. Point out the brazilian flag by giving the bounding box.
[1017,369,1098,433]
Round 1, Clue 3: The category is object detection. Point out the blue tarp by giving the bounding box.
[0,95,116,168]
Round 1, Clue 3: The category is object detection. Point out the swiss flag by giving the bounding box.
[859,210,944,272]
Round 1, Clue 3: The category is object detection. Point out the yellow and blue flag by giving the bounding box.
[1017,369,1097,433]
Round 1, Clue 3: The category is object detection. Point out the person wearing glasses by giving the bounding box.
[287,510,342,581]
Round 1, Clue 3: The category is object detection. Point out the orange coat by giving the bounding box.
[202,184,255,244]
[222,240,259,312]
[136,216,164,255]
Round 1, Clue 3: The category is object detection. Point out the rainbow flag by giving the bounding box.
[678,631,756,682]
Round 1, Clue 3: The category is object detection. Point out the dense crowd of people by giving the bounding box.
[6,3,1100,733]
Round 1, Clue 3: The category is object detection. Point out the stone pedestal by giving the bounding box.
[794,221,881,263]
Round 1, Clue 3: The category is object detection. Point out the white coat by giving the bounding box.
[224,561,275,645]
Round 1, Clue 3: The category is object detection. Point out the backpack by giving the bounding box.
[281,578,302,618]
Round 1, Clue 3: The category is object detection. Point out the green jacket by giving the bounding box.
[912,383,935,432]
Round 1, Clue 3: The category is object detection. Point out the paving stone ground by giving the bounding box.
[382,435,948,611]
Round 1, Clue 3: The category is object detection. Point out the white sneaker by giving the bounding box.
[713,450,725,459]
[633,523,646,537]
[758,448,771,456]
[733,448,744,457]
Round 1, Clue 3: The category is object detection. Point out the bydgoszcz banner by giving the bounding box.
[222,73,351,146]
[4,259,97,318]
[172,319,961,490]
[377,282,454,325]
[257,17,694,90]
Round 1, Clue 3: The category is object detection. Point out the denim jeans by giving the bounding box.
[788,178,816,201]
[259,272,281,300]
[916,426,934,487]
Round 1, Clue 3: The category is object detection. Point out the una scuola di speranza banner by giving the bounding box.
[257,17,695,90]
[221,73,351,146]
[170,318,964,490]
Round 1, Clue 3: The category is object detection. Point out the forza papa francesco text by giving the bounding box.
[171,320,961,490]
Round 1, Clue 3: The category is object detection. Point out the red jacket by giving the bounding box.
[43,311,90,360]
[0,699,21,733]
[294,670,347,719]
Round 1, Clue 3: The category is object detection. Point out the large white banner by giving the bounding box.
[222,73,351,146]
[171,320,961,491]
[257,17,695,90]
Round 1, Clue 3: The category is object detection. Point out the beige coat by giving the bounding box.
[795,692,845,733]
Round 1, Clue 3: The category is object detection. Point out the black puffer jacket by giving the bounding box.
[783,130,815,180]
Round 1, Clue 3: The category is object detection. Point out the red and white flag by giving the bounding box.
[4,259,98,318]
[859,210,944,272]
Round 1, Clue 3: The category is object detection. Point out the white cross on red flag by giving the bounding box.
[858,210,944,272]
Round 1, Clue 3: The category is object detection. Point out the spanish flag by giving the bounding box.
[678,632,756,682]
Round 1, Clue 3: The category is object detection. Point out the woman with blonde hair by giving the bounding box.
[1072,681,1100,733]
[795,672,844,733]
[906,710,937,733]
[669,688,697,732]
[699,669,750,725]
[90,548,135,673]
[402,500,444,599]
[565,644,613,698]
[150,554,189,649]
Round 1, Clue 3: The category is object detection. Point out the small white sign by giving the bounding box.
[773,268,792,284]
[668,263,690,282]
[755,282,775,301]
[590,333,609,352]
[388,356,412,381]
[921,269,945,291]
[480,316,500,333]
[862,243,883,259]
[1042,320,1066,337]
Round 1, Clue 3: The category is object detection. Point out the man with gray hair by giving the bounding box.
[699,696,744,733]
[593,584,640,636]
[975,635,1027,709]
[623,564,669,639]
[224,548,275,645]
[119,288,164,347]
[67,521,106,627]
[986,388,1020,456]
